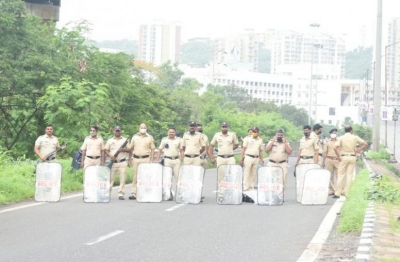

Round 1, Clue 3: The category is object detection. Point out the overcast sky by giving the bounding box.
[58,0,399,50]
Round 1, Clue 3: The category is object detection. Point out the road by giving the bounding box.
[0,157,336,262]
[380,121,400,159]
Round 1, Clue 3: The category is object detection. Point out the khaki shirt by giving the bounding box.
[310,132,324,154]
[130,133,155,156]
[35,135,60,156]
[336,133,366,154]
[299,136,318,156]
[105,136,131,161]
[159,136,181,157]
[324,139,339,157]
[182,132,205,155]
[267,141,290,162]
[81,136,105,157]
[210,132,239,155]
[243,136,263,156]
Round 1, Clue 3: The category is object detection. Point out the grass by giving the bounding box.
[337,169,370,233]
[366,148,391,160]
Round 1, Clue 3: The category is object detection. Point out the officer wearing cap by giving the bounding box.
[310,123,324,165]
[181,121,205,165]
[240,126,264,191]
[332,125,368,198]
[128,123,155,200]
[80,125,105,168]
[105,126,132,200]
[265,129,292,185]
[196,123,209,169]
[156,127,183,182]
[296,125,319,165]
[34,125,64,163]
[322,128,340,195]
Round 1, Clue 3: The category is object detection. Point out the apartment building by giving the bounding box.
[386,18,400,106]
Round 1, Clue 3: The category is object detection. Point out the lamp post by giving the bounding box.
[308,23,320,125]
[313,44,324,122]
[388,108,398,163]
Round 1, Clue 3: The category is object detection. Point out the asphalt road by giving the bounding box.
[0,157,336,262]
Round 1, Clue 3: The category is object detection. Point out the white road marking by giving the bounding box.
[0,202,45,214]
[85,230,124,246]
[165,204,186,212]
[212,190,218,193]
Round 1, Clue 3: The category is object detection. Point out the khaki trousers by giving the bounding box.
[164,158,181,182]
[326,158,339,194]
[84,157,101,168]
[335,156,356,196]
[243,156,259,191]
[110,161,127,196]
[299,158,315,164]
[267,161,288,186]
[217,156,236,183]
[131,157,150,195]
[183,156,201,165]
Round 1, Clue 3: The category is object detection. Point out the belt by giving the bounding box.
[165,156,179,160]
[133,155,149,159]
[327,156,338,160]
[114,159,126,163]
[301,156,313,159]
[218,155,234,158]
[319,153,323,156]
[87,156,101,159]
[341,154,356,157]
[184,154,200,158]
[269,159,286,163]
[246,154,259,158]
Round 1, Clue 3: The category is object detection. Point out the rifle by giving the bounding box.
[44,144,66,161]
[107,137,130,169]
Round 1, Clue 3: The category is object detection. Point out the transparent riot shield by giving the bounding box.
[295,164,321,203]
[257,166,284,206]
[35,162,62,202]
[136,163,163,203]
[301,169,331,205]
[216,165,243,205]
[83,166,111,203]
[175,165,205,204]
[162,166,173,201]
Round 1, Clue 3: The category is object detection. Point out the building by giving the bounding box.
[138,21,181,66]
[386,18,400,106]
[24,0,60,21]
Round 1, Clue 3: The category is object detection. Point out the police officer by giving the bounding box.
[310,123,324,165]
[196,123,209,169]
[240,127,264,191]
[156,127,183,182]
[80,126,105,168]
[181,121,205,165]
[322,128,340,195]
[105,126,132,200]
[34,125,64,162]
[332,125,368,198]
[265,129,292,185]
[128,123,155,200]
[295,125,319,165]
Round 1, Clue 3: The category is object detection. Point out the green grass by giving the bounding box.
[337,169,370,233]
[366,148,391,159]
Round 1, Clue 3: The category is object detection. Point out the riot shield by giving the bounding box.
[216,165,243,205]
[295,163,321,203]
[35,162,62,202]
[301,169,331,205]
[175,165,205,204]
[162,166,173,201]
[257,166,284,206]
[136,163,163,203]
[83,166,111,203]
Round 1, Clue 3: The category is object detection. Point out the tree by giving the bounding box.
[94,39,138,56]
[279,105,309,127]
[345,46,373,79]
[180,38,213,67]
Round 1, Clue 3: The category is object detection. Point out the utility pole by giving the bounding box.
[373,0,382,152]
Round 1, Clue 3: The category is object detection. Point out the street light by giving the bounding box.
[308,23,320,125]
[388,108,398,163]
[313,44,324,121]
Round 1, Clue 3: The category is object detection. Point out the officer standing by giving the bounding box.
[181,121,205,165]
[332,125,368,198]
[156,127,183,182]
[322,128,340,195]
[105,126,132,200]
[196,123,209,169]
[310,123,324,165]
[80,126,105,168]
[34,125,64,162]
[128,123,155,200]
[295,125,319,165]
[240,127,264,191]
[265,129,292,185]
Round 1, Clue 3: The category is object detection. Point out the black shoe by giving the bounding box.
[200,196,205,202]
[128,195,136,200]
[119,196,125,200]
[332,195,340,199]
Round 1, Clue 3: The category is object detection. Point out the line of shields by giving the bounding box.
[295,163,331,205]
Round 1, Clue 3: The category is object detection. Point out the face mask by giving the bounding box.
[330,134,337,139]
[189,130,195,135]
[222,130,228,134]
[197,129,203,133]
[90,131,96,137]
[252,133,258,138]
[277,137,283,143]
[304,132,310,137]
[140,128,146,134]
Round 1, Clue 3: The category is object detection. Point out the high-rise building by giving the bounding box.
[386,18,400,106]
[138,21,181,66]
[24,0,60,21]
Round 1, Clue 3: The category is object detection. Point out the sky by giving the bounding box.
[58,0,400,51]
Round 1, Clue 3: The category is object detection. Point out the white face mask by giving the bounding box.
[140,128,147,134]
[330,134,337,139]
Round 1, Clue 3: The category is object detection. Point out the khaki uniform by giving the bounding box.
[35,135,60,162]
[266,140,291,185]
[324,139,340,194]
[105,136,131,197]
[159,136,182,181]
[335,133,366,196]
[199,133,209,169]
[310,132,324,165]
[130,133,155,196]
[243,137,263,191]
[81,136,105,168]
[182,132,205,165]
[298,136,319,164]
